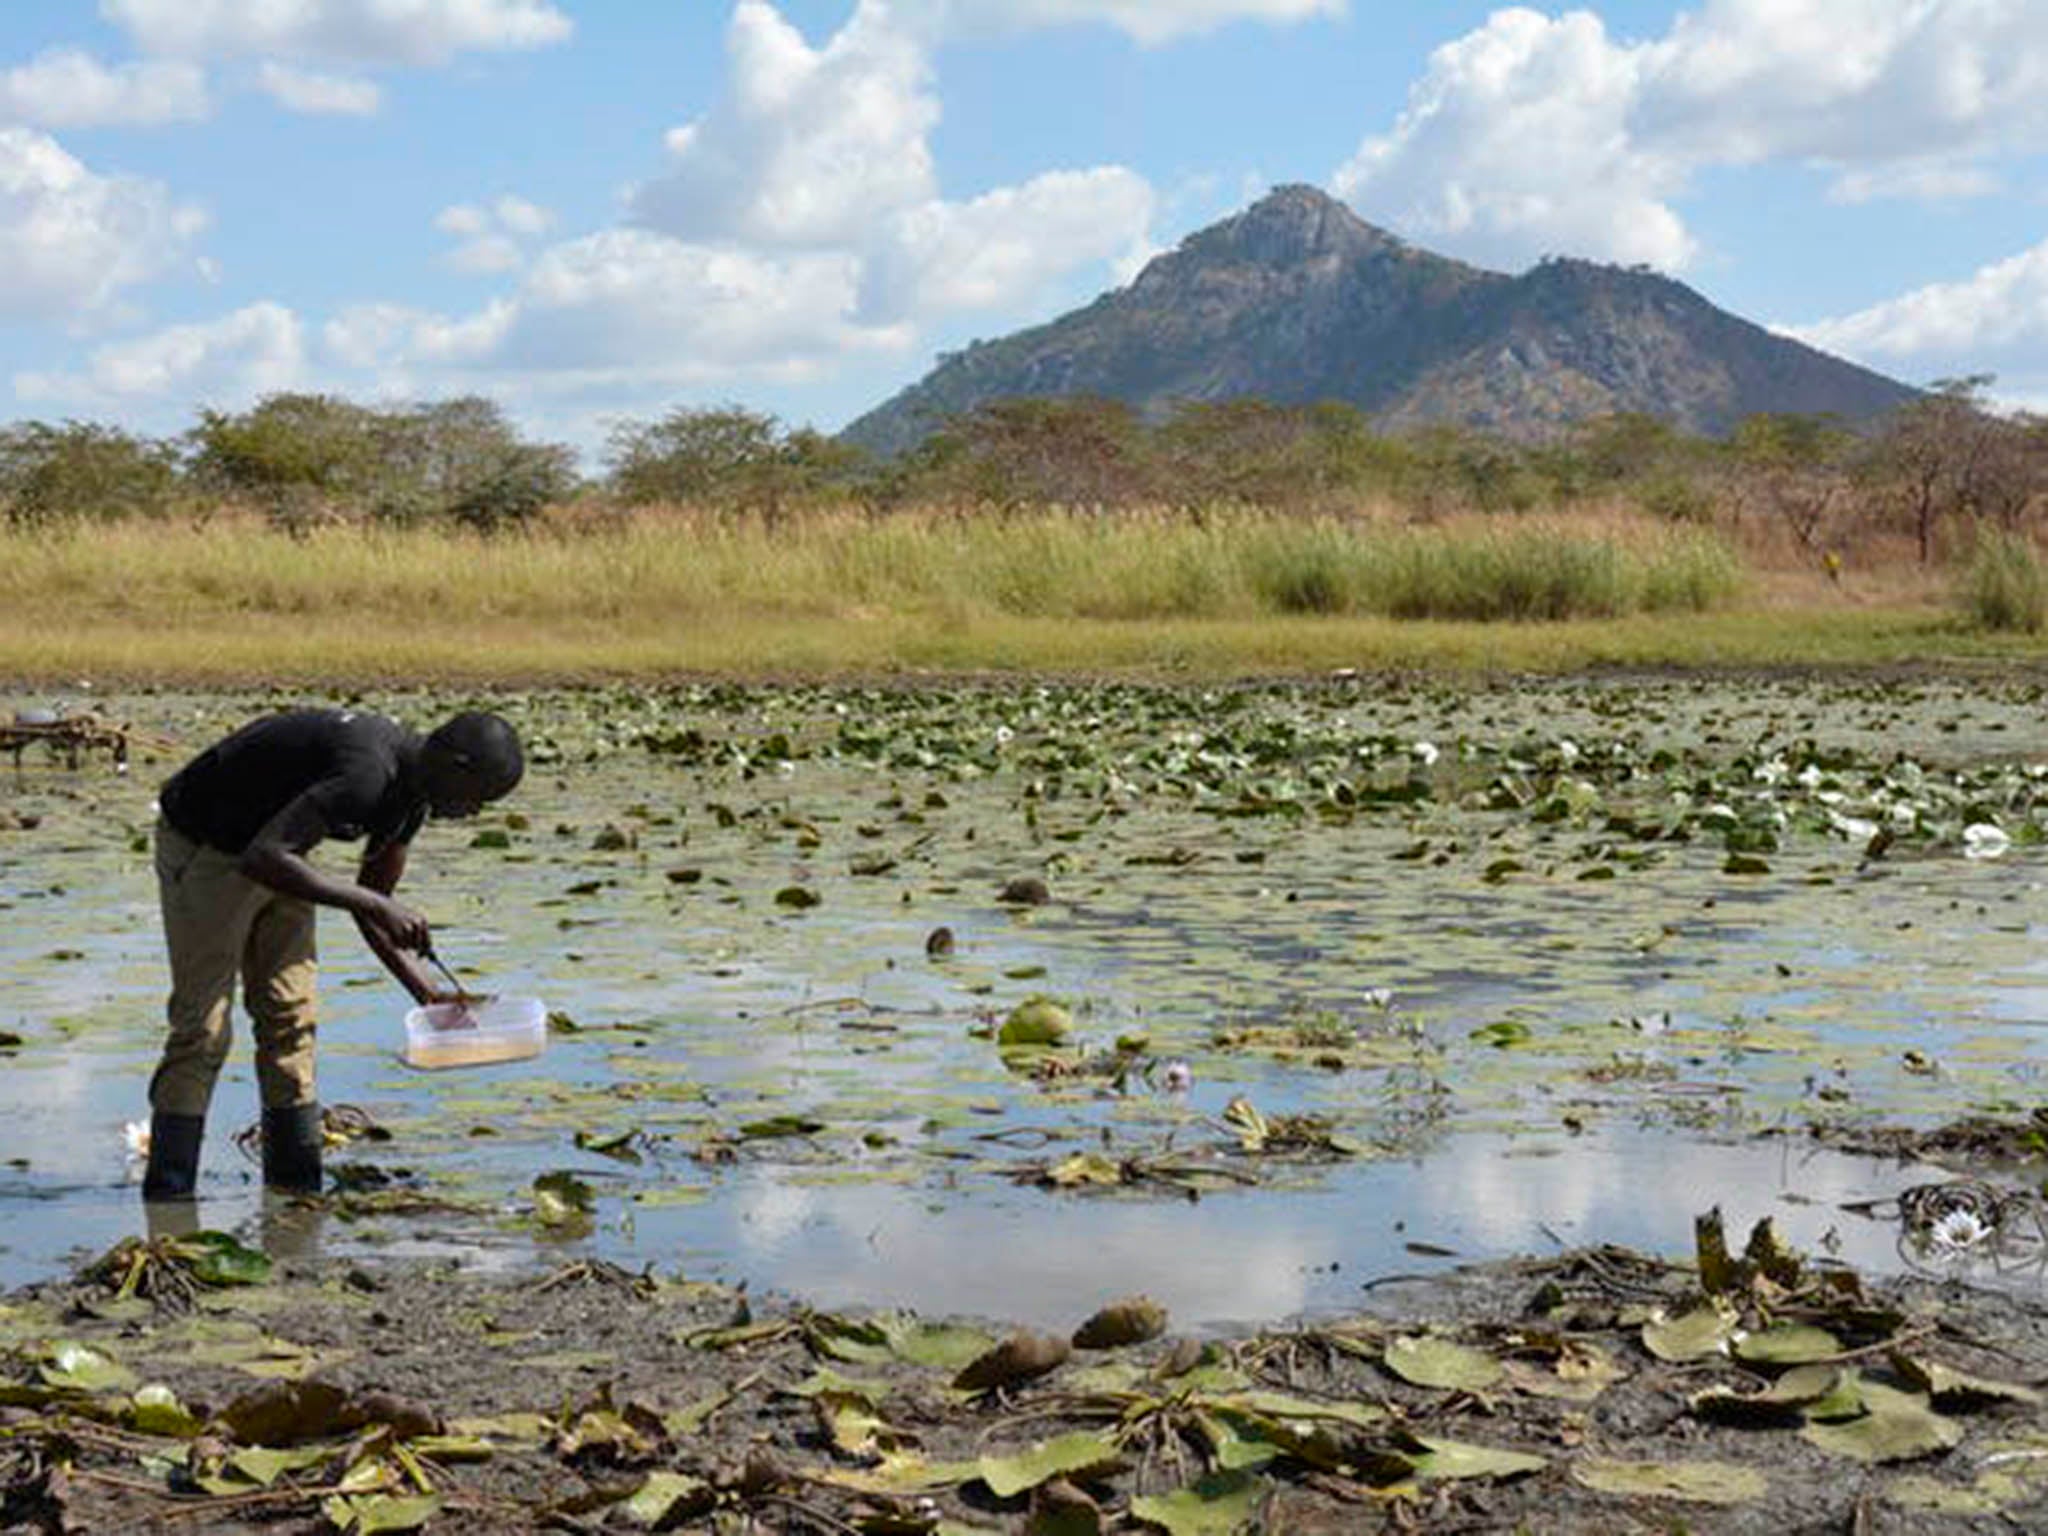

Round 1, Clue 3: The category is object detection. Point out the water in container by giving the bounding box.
[403,995,547,1069]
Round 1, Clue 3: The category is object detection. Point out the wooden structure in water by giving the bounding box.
[3,713,171,771]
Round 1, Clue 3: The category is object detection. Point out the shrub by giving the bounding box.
[0,421,182,526]
[1247,523,1358,614]
[1958,526,2047,633]
[1634,472,1713,524]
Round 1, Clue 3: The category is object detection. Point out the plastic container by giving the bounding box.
[403,995,547,1070]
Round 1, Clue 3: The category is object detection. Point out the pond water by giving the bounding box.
[4,677,2047,1327]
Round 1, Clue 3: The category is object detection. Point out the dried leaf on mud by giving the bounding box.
[1382,1334,1503,1392]
[976,1431,1124,1499]
[1572,1456,1769,1504]
[1641,1304,1737,1363]
[1127,1470,1266,1535]
[1800,1381,1964,1464]
[1891,1353,2044,1409]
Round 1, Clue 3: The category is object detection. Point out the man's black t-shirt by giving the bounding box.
[159,710,427,856]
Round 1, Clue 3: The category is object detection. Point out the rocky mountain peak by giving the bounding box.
[1180,183,1401,267]
[840,189,1919,456]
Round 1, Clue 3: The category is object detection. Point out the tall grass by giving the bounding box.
[1957,525,2048,634]
[0,504,1788,681]
[0,505,1743,629]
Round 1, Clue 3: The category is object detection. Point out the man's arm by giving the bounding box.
[237,793,433,960]
[352,839,447,1005]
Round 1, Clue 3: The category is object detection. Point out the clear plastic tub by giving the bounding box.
[403,995,547,1069]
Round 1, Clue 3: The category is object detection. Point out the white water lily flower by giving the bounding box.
[1161,1060,1193,1094]
[1929,1207,1992,1253]
[1411,741,1439,767]
[122,1120,150,1160]
[1555,738,1579,766]
[1797,764,1823,790]
[1963,823,2011,860]
[1363,987,1394,1010]
[993,725,1014,746]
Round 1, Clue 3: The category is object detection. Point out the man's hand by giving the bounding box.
[357,892,431,954]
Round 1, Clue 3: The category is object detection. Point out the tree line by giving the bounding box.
[3,380,2044,561]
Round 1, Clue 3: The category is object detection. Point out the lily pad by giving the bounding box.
[1891,1353,2044,1409]
[1801,1382,1964,1464]
[1128,1470,1266,1535]
[39,1341,136,1392]
[1403,1435,1545,1481]
[321,1494,442,1534]
[1383,1334,1503,1392]
[621,1470,713,1527]
[977,1431,1124,1499]
[1641,1304,1737,1363]
[1572,1456,1768,1504]
[1000,997,1074,1047]
[1733,1323,1841,1366]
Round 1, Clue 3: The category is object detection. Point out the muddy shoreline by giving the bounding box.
[6,1215,2048,1534]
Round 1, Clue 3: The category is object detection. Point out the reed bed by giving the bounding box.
[0,504,2009,681]
[0,505,1742,623]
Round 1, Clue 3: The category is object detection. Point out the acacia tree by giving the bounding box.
[1866,376,2044,562]
[189,392,574,531]
[913,397,1154,509]
[0,421,182,526]
[1725,413,1856,554]
[606,407,758,508]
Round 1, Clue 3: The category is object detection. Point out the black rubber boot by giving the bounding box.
[141,1112,205,1201]
[261,1103,324,1193]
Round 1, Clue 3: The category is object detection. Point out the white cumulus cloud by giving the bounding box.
[1334,9,1689,272]
[255,61,380,115]
[0,49,209,128]
[633,1,937,249]
[1827,160,2000,205]
[1637,0,2048,168]
[859,167,1155,321]
[1334,0,2048,275]
[906,0,1344,45]
[434,194,555,274]
[0,127,206,318]
[1788,240,2048,383]
[326,231,907,388]
[494,230,907,377]
[102,0,573,65]
[630,0,1158,337]
[16,301,305,406]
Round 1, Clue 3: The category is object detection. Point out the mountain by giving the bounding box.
[840,185,1917,455]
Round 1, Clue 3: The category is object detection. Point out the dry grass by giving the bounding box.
[0,503,2030,684]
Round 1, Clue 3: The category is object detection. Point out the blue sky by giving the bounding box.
[3,1,2045,459]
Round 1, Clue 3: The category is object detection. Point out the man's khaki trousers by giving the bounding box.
[149,816,319,1117]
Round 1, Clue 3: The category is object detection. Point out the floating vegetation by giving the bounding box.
[11,675,2048,1303]
[80,1230,272,1311]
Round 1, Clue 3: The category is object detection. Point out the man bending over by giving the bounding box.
[143,707,523,1199]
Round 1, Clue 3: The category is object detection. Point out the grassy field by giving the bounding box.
[0,506,2037,684]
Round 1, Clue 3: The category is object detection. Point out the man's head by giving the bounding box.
[421,712,524,818]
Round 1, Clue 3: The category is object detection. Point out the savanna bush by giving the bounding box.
[1958,526,2047,633]
[0,421,183,526]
